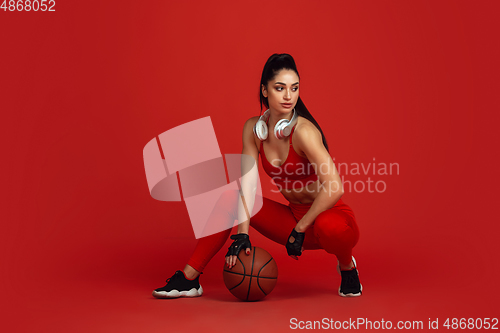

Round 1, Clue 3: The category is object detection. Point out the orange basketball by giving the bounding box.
[223,246,278,301]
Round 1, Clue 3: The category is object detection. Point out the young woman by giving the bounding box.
[152,53,362,298]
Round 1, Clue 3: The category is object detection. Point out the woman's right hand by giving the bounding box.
[225,233,251,269]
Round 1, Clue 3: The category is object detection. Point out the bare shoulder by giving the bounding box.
[293,117,325,156]
[244,115,260,129]
[243,116,260,141]
[294,116,319,134]
[242,115,261,154]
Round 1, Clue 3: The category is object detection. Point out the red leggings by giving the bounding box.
[187,190,359,272]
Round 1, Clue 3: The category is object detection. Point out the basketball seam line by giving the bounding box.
[222,271,277,279]
[256,257,274,295]
[228,256,246,291]
[246,246,256,301]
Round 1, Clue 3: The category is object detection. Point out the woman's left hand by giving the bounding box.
[286,228,305,260]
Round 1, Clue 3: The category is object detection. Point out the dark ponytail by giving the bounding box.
[258,53,329,152]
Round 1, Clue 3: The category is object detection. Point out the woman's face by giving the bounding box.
[262,69,300,114]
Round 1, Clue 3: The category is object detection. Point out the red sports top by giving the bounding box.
[260,118,319,190]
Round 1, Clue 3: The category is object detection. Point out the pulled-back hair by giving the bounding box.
[259,53,329,152]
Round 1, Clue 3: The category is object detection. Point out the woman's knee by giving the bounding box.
[216,190,263,213]
[313,210,358,244]
[216,189,240,205]
[211,189,240,213]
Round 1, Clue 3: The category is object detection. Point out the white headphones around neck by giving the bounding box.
[253,108,298,141]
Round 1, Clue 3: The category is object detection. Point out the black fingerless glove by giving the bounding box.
[226,233,251,257]
[286,229,305,256]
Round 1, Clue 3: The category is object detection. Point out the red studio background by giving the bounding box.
[1,1,499,332]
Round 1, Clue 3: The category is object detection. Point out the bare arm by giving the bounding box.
[293,124,344,233]
[226,117,260,269]
[236,117,260,234]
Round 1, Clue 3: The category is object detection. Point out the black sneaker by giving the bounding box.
[337,256,362,297]
[152,270,203,299]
